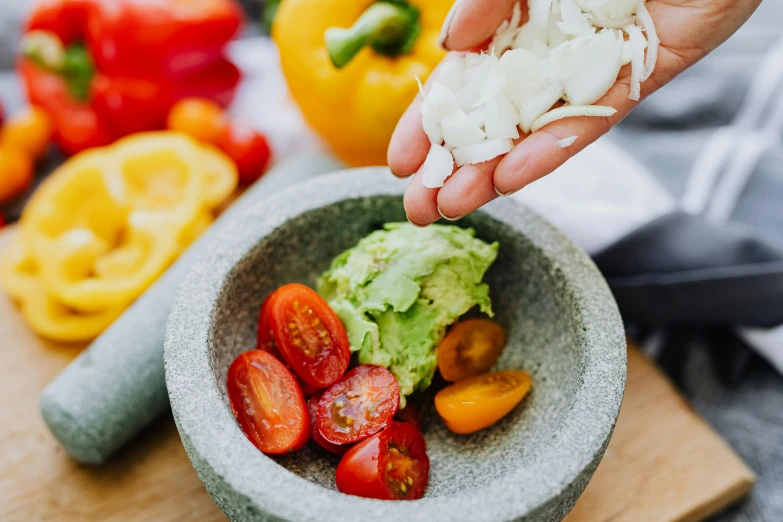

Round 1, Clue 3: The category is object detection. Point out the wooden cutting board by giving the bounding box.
[0,227,755,522]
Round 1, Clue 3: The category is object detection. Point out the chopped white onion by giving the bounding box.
[437,60,466,93]
[625,24,645,101]
[500,49,550,107]
[440,107,487,147]
[514,23,551,50]
[457,56,491,111]
[521,82,565,133]
[575,0,639,19]
[556,135,578,147]
[415,0,657,170]
[467,105,487,128]
[530,0,554,28]
[421,106,443,145]
[453,139,514,167]
[485,92,521,140]
[423,82,458,118]
[557,0,592,35]
[422,144,455,188]
[592,15,635,28]
[474,54,508,107]
[562,29,624,105]
[531,105,617,132]
[635,1,658,80]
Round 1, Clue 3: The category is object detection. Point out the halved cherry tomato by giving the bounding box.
[308,393,350,455]
[438,319,507,382]
[256,292,323,396]
[394,403,421,430]
[226,350,310,455]
[317,365,400,445]
[218,121,271,184]
[256,291,277,353]
[262,283,350,389]
[336,421,429,500]
[435,370,531,434]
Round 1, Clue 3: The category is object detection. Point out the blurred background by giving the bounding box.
[1,1,782,521]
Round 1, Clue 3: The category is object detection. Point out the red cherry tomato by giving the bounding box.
[336,421,430,500]
[258,295,323,397]
[394,403,421,430]
[308,393,350,455]
[218,121,271,184]
[261,283,350,389]
[226,350,310,455]
[317,365,400,445]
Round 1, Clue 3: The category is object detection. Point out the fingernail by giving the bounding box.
[439,0,463,50]
[494,185,517,197]
[437,205,463,221]
[408,216,429,228]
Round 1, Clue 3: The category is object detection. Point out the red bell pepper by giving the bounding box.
[18,0,244,155]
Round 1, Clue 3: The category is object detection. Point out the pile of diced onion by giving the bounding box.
[420,0,658,188]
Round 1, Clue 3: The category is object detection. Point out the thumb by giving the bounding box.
[440,0,522,51]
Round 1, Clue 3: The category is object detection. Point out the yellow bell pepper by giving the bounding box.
[0,131,238,342]
[274,0,450,167]
[0,235,124,343]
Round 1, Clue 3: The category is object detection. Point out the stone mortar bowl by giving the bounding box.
[165,168,627,522]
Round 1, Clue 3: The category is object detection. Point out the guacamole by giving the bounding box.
[317,223,499,403]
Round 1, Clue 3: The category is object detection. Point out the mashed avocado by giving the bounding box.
[317,223,499,403]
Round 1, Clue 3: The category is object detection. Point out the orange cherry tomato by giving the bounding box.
[434,370,531,434]
[0,147,35,204]
[167,97,228,145]
[218,121,271,184]
[0,106,53,160]
[226,350,310,455]
[437,319,506,382]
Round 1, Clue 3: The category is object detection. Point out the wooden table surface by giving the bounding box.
[0,227,755,522]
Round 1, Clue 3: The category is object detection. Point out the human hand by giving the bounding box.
[388,0,762,226]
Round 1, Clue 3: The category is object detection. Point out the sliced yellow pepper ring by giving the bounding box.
[35,213,184,312]
[0,235,39,300]
[0,236,124,343]
[22,149,130,251]
[106,132,207,230]
[200,144,239,209]
[2,131,238,340]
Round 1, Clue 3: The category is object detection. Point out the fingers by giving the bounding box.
[404,171,442,226]
[388,95,430,178]
[494,81,636,195]
[388,56,462,178]
[404,157,501,226]
[436,158,502,220]
[440,0,520,51]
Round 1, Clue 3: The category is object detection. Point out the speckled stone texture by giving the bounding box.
[165,168,627,522]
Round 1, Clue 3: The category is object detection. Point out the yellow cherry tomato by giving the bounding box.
[167,98,228,145]
[0,106,53,159]
[438,319,507,382]
[0,146,34,203]
[434,370,532,434]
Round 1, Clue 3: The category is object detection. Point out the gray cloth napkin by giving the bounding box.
[605,1,783,519]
